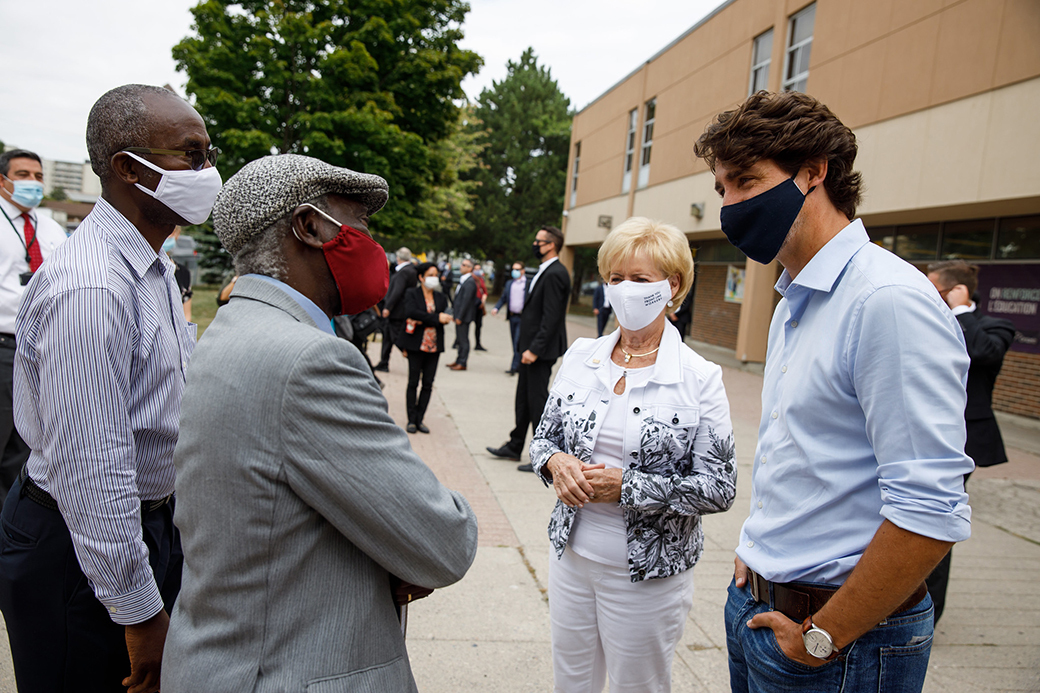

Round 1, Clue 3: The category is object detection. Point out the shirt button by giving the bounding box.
[672,417,679,424]
[757,501,763,508]
[633,407,640,414]
[747,540,755,548]
[781,365,788,373]
[791,320,798,328]
[109,606,118,613]
[771,411,778,419]
[567,394,573,400]
[760,455,766,464]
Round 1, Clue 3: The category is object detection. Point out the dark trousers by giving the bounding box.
[0,338,30,511]
[0,477,182,693]
[406,350,440,425]
[595,309,611,338]
[379,318,405,368]
[508,357,556,453]
[474,310,484,347]
[455,320,471,366]
[508,315,523,371]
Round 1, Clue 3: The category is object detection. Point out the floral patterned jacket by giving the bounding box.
[530,323,736,582]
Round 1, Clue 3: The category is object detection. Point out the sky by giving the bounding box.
[0,0,726,164]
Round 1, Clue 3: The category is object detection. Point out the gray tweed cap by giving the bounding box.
[213,154,389,255]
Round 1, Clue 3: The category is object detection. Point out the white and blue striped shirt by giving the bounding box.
[14,198,196,625]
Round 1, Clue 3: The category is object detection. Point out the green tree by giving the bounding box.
[45,186,68,202]
[459,48,572,288]
[173,0,482,271]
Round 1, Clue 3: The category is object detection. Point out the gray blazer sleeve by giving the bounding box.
[280,339,478,588]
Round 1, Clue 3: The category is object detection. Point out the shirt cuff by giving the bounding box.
[99,579,166,626]
[880,501,972,544]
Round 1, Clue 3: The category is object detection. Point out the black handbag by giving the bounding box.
[350,308,380,340]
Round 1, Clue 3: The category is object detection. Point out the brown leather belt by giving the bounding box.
[19,466,172,514]
[747,567,927,623]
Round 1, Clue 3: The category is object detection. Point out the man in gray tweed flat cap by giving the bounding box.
[163,154,477,692]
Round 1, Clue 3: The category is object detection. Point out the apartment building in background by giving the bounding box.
[560,0,1040,419]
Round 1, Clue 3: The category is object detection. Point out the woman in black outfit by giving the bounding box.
[396,262,453,433]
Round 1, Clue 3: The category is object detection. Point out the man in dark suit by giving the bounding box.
[667,289,694,340]
[592,281,611,337]
[925,260,1016,623]
[374,247,417,372]
[492,261,527,374]
[487,226,571,471]
[447,259,477,371]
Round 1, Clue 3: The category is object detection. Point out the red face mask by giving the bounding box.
[300,204,389,316]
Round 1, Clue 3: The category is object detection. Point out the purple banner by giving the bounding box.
[976,264,1040,354]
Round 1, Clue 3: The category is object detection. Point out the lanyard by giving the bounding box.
[0,206,38,265]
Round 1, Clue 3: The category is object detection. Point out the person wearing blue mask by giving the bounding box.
[0,149,67,509]
[695,91,972,693]
[0,85,221,693]
[492,261,528,374]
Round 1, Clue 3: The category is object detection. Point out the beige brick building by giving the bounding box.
[560,0,1040,418]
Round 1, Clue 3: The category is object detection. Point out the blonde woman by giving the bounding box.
[531,217,737,693]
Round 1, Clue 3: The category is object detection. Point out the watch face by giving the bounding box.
[804,629,834,658]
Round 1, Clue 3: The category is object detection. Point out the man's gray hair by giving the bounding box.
[233,196,333,281]
[86,84,179,184]
[396,247,412,263]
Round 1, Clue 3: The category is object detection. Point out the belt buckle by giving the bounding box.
[749,569,761,603]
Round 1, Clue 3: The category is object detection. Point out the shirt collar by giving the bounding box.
[538,256,559,270]
[0,195,31,221]
[951,302,975,316]
[584,320,686,389]
[458,272,471,285]
[249,274,335,335]
[396,261,411,271]
[775,218,868,297]
[90,197,167,280]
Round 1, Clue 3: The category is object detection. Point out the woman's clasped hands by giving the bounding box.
[546,452,622,508]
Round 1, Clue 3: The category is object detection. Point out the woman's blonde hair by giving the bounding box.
[598,217,695,306]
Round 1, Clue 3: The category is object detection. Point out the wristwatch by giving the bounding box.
[801,616,839,661]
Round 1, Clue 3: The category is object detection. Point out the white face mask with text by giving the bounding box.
[603,279,671,331]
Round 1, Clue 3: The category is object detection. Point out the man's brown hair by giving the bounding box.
[540,225,564,254]
[694,91,864,219]
[927,260,979,296]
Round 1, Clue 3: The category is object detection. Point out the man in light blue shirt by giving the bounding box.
[695,91,972,692]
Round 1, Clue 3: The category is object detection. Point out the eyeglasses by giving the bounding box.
[534,239,553,245]
[123,146,220,171]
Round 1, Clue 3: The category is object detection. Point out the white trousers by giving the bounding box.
[549,546,694,693]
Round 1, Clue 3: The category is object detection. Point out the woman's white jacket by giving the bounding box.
[530,322,737,582]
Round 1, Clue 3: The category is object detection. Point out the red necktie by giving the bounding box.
[21,214,43,273]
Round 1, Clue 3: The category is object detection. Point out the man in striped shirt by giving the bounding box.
[0,84,219,693]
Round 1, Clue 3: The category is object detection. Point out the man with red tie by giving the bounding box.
[0,149,66,507]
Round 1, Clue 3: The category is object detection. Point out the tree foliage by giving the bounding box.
[173,0,482,270]
[455,48,571,286]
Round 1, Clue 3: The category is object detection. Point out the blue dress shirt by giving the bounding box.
[737,220,973,585]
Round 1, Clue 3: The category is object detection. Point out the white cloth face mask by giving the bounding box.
[424,277,441,291]
[125,151,222,225]
[604,279,672,331]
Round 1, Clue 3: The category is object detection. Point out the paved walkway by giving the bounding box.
[1,312,1037,691]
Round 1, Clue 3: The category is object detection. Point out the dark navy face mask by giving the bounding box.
[719,177,815,264]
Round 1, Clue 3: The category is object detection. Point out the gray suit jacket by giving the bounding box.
[163,276,478,692]
[452,275,478,324]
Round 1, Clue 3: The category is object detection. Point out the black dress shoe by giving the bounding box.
[517,463,534,473]
[474,345,488,351]
[373,364,389,373]
[406,423,417,434]
[416,423,430,434]
[486,444,521,461]
[505,369,517,375]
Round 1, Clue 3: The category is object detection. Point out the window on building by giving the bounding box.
[638,98,655,189]
[894,223,941,261]
[570,142,580,208]
[749,29,773,95]
[782,4,815,93]
[997,215,1040,260]
[695,239,746,264]
[867,226,895,253]
[940,219,996,260]
[622,108,637,194]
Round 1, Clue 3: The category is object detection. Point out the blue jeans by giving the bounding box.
[725,578,934,693]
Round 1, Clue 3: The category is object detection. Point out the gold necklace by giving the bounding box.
[620,344,661,364]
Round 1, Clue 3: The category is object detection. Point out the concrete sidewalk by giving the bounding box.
[393,312,1040,692]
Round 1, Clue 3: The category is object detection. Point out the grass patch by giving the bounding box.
[189,284,221,337]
